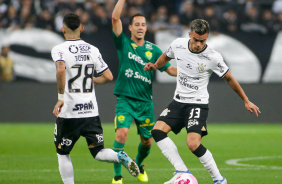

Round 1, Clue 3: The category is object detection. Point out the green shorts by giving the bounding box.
[114,96,155,138]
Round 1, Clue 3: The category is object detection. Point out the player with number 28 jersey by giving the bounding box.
[51,40,108,118]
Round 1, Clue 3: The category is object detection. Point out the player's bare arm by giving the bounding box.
[53,60,65,118]
[165,66,177,76]
[144,53,171,71]
[112,0,124,37]
[224,71,261,116]
[93,69,113,85]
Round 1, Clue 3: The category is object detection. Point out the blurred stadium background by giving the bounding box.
[0,0,281,183]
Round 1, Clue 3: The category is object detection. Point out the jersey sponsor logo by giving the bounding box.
[73,101,94,111]
[198,53,211,60]
[125,68,134,77]
[118,115,125,123]
[175,94,194,101]
[125,68,152,84]
[58,52,63,60]
[134,71,151,84]
[145,43,153,50]
[196,63,206,73]
[179,72,199,90]
[160,108,170,116]
[131,43,138,49]
[186,63,192,69]
[79,44,91,53]
[69,45,79,54]
[217,63,224,73]
[128,52,146,65]
[98,55,105,67]
[96,134,104,143]
[187,119,199,128]
[176,45,186,50]
[145,51,152,60]
[61,137,72,146]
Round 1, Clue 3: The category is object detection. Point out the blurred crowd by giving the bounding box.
[0,0,282,36]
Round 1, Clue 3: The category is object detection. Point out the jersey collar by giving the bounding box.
[188,40,208,54]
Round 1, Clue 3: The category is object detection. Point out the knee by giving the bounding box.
[187,141,200,152]
[89,145,104,158]
[141,138,152,147]
[151,129,167,142]
[115,129,128,142]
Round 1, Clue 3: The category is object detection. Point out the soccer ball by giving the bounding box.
[174,173,198,184]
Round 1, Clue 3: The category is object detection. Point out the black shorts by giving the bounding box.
[54,116,104,154]
[158,100,209,137]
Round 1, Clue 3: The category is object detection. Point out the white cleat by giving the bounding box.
[164,170,192,184]
[214,176,227,184]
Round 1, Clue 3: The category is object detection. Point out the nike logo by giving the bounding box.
[177,57,183,61]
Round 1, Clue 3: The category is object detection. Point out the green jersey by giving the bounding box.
[113,32,170,101]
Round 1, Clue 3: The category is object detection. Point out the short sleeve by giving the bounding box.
[212,52,229,78]
[112,31,127,50]
[94,49,109,75]
[51,46,64,63]
[166,40,176,59]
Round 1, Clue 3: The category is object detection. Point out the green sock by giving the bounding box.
[135,142,151,167]
[113,141,125,177]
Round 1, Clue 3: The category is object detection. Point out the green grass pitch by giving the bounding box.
[0,123,281,184]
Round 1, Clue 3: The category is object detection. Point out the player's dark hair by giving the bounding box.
[190,19,210,35]
[63,13,81,31]
[129,13,146,25]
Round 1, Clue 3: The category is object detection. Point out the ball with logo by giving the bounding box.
[174,173,198,184]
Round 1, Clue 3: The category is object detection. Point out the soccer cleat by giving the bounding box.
[118,151,140,177]
[214,176,227,184]
[138,165,148,182]
[164,170,192,184]
[112,176,123,184]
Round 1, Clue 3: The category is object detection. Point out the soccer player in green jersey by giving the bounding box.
[111,0,177,183]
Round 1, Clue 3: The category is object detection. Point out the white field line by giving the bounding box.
[0,167,282,173]
[226,156,282,169]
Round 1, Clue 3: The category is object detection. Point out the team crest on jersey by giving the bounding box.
[196,63,206,73]
[118,115,125,123]
[131,43,138,49]
[145,51,152,60]
[69,45,79,54]
[145,118,150,123]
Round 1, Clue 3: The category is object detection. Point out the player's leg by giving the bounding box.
[133,99,155,182]
[112,96,135,183]
[186,105,226,184]
[152,121,191,184]
[54,118,81,184]
[83,116,139,178]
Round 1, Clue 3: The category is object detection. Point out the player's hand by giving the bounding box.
[144,62,157,71]
[245,101,261,117]
[53,100,64,118]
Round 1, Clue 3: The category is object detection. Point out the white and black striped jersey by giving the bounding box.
[166,38,229,104]
[51,39,108,118]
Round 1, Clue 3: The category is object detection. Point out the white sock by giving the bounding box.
[95,148,119,163]
[156,137,188,171]
[57,154,74,184]
[198,149,223,181]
